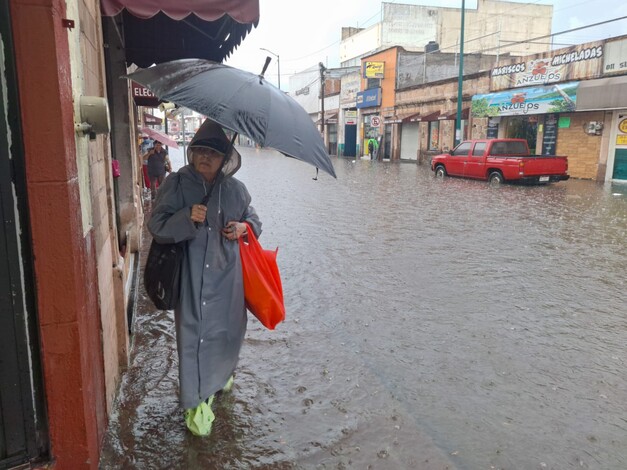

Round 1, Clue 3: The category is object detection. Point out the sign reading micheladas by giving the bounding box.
[491,42,604,90]
[471,82,579,118]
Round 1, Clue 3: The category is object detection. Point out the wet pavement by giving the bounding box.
[100,148,627,469]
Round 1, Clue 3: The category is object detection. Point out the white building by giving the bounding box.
[340,0,553,66]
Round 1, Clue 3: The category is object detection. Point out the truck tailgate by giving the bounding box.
[521,157,568,175]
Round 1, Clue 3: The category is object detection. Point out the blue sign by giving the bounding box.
[357,88,381,109]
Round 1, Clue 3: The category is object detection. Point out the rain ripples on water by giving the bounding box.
[100,147,627,469]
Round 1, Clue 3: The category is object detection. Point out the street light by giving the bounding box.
[260,47,280,90]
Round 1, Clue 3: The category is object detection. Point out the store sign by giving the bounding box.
[542,114,558,155]
[344,110,357,125]
[364,61,384,79]
[604,38,627,74]
[491,42,604,90]
[356,88,381,109]
[143,113,162,125]
[132,81,160,107]
[471,82,579,117]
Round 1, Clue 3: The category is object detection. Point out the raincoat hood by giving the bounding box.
[188,119,241,179]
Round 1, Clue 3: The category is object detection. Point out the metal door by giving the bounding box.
[400,122,419,160]
[343,124,356,157]
[0,5,49,467]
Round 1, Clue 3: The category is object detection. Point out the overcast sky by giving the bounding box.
[223,0,627,89]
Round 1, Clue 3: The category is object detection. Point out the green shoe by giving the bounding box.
[222,375,234,393]
[184,395,215,436]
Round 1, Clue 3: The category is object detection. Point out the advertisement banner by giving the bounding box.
[364,61,385,79]
[471,82,579,117]
[603,38,627,75]
[491,42,603,90]
[356,88,381,109]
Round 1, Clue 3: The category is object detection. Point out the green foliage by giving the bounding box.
[471,98,499,117]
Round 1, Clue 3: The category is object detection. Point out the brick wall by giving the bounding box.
[556,112,604,180]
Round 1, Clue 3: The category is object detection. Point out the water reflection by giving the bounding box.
[101,148,627,469]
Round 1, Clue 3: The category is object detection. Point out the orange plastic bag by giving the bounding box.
[239,224,285,329]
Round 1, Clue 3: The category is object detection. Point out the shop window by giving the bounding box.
[429,121,440,150]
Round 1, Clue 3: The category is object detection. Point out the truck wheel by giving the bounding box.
[435,165,447,178]
[488,171,504,185]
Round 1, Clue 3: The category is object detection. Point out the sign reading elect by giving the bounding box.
[132,81,160,107]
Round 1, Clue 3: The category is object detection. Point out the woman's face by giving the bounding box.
[191,147,225,182]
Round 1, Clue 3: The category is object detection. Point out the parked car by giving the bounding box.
[431,139,570,184]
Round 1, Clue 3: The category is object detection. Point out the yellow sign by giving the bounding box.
[364,61,384,78]
[619,119,627,134]
[617,135,627,145]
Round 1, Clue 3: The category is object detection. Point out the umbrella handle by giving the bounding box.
[260,56,272,81]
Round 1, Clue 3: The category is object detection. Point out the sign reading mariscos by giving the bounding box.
[491,42,604,90]
[471,82,579,117]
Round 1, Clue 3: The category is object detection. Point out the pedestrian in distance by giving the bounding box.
[147,119,262,437]
[144,140,171,200]
[368,138,377,160]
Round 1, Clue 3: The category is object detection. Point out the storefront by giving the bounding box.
[357,87,382,157]
[576,74,627,182]
[472,37,627,180]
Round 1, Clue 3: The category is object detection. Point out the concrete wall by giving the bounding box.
[289,67,320,114]
[381,2,438,52]
[439,0,552,57]
[397,51,499,89]
[339,23,381,67]
[340,0,552,67]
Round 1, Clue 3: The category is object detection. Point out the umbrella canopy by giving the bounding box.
[141,127,179,149]
[126,59,336,178]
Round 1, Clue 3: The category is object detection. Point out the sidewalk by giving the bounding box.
[99,194,455,470]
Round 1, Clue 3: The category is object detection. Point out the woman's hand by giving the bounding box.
[222,221,247,241]
[190,204,207,223]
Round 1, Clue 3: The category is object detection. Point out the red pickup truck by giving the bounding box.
[431,139,570,184]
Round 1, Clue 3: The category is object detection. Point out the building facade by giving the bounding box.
[1,1,259,468]
[340,0,552,67]
[470,36,627,181]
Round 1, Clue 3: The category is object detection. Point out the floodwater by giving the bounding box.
[100,148,627,469]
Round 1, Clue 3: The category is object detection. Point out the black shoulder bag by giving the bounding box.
[144,185,213,310]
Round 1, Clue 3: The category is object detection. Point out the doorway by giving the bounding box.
[506,116,538,152]
[0,5,49,467]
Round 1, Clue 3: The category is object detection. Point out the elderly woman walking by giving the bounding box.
[147,119,261,436]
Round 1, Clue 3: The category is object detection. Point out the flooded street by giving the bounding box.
[101,147,627,469]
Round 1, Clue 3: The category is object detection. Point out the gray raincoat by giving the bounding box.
[148,123,261,409]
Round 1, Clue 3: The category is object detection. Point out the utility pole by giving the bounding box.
[455,0,466,146]
[319,62,326,140]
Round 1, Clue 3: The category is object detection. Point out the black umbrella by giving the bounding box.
[125,59,336,178]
